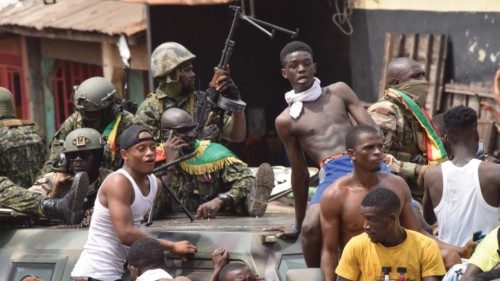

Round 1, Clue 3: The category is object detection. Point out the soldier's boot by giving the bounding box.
[246,163,274,217]
[40,172,89,224]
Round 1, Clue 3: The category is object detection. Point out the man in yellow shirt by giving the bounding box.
[336,187,446,281]
[461,226,500,281]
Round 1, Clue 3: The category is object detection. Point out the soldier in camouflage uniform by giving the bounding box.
[0,87,45,188]
[159,108,274,219]
[29,128,112,227]
[135,42,246,142]
[41,76,136,174]
[367,57,446,200]
[0,89,89,224]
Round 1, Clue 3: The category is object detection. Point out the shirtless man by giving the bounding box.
[320,125,421,280]
[274,41,387,266]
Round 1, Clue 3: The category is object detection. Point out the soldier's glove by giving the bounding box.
[201,124,221,141]
[216,73,241,100]
[383,154,403,174]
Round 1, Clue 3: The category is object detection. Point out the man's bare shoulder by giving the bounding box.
[479,161,500,183]
[424,164,442,188]
[275,110,293,137]
[377,172,411,194]
[325,82,354,97]
[321,175,352,202]
[101,172,130,194]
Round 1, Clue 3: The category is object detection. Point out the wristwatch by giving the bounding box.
[217,193,231,207]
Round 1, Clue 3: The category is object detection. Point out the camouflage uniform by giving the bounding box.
[136,90,231,141]
[0,118,45,188]
[0,176,44,216]
[41,110,136,173]
[166,160,253,214]
[368,90,427,198]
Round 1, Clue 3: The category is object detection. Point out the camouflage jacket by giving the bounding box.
[0,118,45,188]
[135,90,231,141]
[368,91,427,179]
[41,111,136,174]
[167,161,253,213]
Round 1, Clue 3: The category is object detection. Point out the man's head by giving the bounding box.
[219,262,263,281]
[63,128,104,175]
[361,187,401,244]
[119,125,156,173]
[280,41,317,93]
[128,238,165,279]
[160,108,197,152]
[0,87,16,118]
[386,57,426,86]
[444,105,478,148]
[73,77,120,129]
[386,58,428,107]
[345,125,384,172]
[151,42,197,94]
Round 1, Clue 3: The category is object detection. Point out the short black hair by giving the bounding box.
[345,125,379,150]
[128,238,165,269]
[219,262,249,281]
[280,41,313,67]
[361,187,401,215]
[444,105,477,137]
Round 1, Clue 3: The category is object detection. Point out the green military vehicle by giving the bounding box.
[0,168,324,281]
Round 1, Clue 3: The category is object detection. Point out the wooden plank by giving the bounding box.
[435,35,448,112]
[378,32,393,98]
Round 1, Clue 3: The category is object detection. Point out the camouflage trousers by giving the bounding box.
[0,176,43,216]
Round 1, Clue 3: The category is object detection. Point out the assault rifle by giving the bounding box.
[121,65,138,114]
[195,5,298,139]
[146,151,197,225]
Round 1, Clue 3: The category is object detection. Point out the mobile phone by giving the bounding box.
[161,129,172,140]
[473,231,485,242]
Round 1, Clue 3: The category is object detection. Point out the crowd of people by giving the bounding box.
[0,39,499,281]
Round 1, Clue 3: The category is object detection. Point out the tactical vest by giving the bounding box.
[0,118,45,188]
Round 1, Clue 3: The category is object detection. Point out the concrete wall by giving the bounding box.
[349,1,500,103]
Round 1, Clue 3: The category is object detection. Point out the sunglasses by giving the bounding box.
[161,125,196,139]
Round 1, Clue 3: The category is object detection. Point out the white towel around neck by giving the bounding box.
[137,268,173,281]
[284,77,322,119]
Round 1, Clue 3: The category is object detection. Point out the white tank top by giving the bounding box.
[71,169,158,281]
[435,159,499,247]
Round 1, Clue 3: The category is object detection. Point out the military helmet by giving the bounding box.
[63,128,104,154]
[74,77,118,112]
[150,42,196,78]
[0,87,15,117]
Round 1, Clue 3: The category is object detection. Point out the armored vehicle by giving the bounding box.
[0,167,324,281]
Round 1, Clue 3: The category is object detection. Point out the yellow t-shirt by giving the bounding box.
[336,229,446,281]
[468,226,500,272]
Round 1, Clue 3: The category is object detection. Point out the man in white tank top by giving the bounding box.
[423,105,500,260]
[72,125,197,281]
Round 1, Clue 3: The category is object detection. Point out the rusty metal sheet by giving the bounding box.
[0,0,146,38]
[120,0,234,5]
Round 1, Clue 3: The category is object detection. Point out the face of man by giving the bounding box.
[66,150,96,173]
[122,131,156,173]
[281,51,316,93]
[349,132,384,172]
[224,266,263,281]
[179,62,196,93]
[360,206,392,244]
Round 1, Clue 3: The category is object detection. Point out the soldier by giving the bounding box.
[0,87,45,188]
[41,76,136,174]
[0,170,89,225]
[29,128,112,226]
[368,57,447,201]
[136,42,246,142]
[160,108,274,219]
